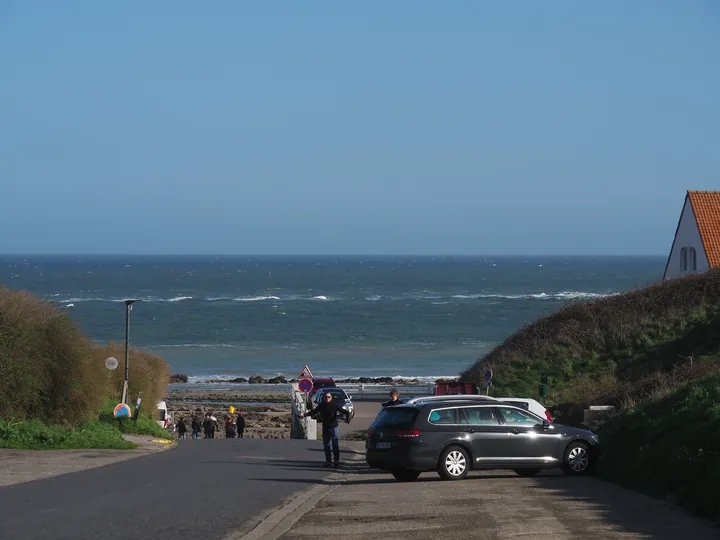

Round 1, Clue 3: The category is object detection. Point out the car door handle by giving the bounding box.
[510,428,520,435]
[465,429,475,434]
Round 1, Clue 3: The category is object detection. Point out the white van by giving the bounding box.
[496,397,553,422]
[156,401,171,428]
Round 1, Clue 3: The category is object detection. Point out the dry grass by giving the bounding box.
[95,343,170,413]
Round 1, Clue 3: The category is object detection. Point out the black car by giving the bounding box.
[365,396,600,482]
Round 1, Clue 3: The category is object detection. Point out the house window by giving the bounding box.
[680,247,697,273]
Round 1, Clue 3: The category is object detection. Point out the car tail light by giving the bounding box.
[396,429,421,438]
[545,410,553,423]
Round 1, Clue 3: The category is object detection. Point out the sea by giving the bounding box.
[1,255,665,383]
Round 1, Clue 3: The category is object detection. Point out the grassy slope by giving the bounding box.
[460,270,720,405]
[0,419,135,450]
[596,371,720,521]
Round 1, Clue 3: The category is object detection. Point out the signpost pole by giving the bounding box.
[121,299,136,404]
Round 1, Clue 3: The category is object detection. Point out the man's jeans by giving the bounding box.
[322,425,340,463]
[192,430,200,440]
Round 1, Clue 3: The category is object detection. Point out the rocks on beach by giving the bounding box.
[170,374,443,386]
[167,403,292,440]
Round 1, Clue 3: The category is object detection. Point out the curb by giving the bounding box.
[227,444,366,540]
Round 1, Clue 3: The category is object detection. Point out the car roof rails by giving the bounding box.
[404,394,499,405]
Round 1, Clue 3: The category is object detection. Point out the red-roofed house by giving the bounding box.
[664,191,720,280]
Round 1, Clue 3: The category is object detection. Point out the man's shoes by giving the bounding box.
[325,461,332,467]
[333,461,340,468]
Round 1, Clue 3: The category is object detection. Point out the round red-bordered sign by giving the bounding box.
[113,403,132,417]
[298,378,313,393]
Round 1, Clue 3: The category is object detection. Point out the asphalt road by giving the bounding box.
[282,457,720,539]
[0,438,338,540]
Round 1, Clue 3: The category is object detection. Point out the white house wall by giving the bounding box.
[664,198,710,279]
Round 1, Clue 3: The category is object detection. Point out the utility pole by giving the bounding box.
[121,299,136,404]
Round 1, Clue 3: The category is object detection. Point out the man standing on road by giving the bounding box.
[299,392,351,468]
[382,389,400,407]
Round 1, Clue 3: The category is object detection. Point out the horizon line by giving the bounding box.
[0,252,668,258]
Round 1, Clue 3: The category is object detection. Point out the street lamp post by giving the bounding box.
[121,299,136,404]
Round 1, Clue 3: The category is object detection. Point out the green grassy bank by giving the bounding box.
[461,271,720,407]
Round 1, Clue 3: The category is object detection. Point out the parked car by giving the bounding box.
[365,396,599,482]
[309,377,336,398]
[156,401,171,428]
[495,397,553,423]
[434,380,479,396]
[312,387,354,420]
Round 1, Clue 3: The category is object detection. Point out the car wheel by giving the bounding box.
[562,442,591,476]
[391,468,421,482]
[515,468,541,477]
[438,445,470,481]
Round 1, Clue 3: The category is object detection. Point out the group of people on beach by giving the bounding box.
[173,411,246,440]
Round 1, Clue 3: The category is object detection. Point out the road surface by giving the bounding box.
[0,438,335,540]
[281,451,720,539]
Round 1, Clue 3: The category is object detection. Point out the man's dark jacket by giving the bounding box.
[306,400,350,428]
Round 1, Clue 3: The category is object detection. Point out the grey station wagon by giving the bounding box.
[365,396,600,482]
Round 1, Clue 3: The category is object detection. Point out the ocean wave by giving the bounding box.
[56,295,194,304]
[51,290,616,305]
[451,291,616,301]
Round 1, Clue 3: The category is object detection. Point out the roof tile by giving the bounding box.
[688,191,720,268]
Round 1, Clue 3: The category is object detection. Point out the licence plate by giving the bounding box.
[375,442,391,449]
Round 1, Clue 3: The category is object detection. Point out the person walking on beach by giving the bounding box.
[236,413,245,438]
[299,391,351,468]
[382,389,401,407]
[203,413,217,439]
[225,416,236,438]
[191,414,202,440]
[175,417,188,440]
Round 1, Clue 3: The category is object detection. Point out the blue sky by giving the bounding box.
[1,1,719,255]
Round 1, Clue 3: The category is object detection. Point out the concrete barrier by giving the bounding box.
[336,383,435,401]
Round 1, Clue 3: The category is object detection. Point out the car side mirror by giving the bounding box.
[541,420,550,428]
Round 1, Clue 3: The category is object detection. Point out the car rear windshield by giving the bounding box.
[372,408,419,429]
[504,401,529,411]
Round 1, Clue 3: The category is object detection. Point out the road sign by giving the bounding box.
[484,369,493,382]
[113,403,132,417]
[298,378,313,393]
[298,365,313,379]
[105,356,119,370]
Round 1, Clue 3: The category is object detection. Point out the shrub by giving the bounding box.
[597,371,720,521]
[0,288,105,425]
[95,344,170,416]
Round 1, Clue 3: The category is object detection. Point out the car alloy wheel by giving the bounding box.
[563,442,590,475]
[438,445,470,480]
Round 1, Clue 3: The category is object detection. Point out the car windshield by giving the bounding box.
[371,408,418,429]
[318,390,348,402]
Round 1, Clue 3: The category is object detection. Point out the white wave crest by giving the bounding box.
[233,296,281,302]
[311,295,329,301]
[164,296,192,302]
[451,291,616,301]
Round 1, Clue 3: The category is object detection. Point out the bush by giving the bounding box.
[460,270,720,403]
[0,288,105,425]
[0,418,135,450]
[596,371,720,521]
[94,343,170,416]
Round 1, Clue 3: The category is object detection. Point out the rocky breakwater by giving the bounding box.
[167,403,292,440]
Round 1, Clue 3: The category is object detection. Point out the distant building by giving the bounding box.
[664,191,720,280]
